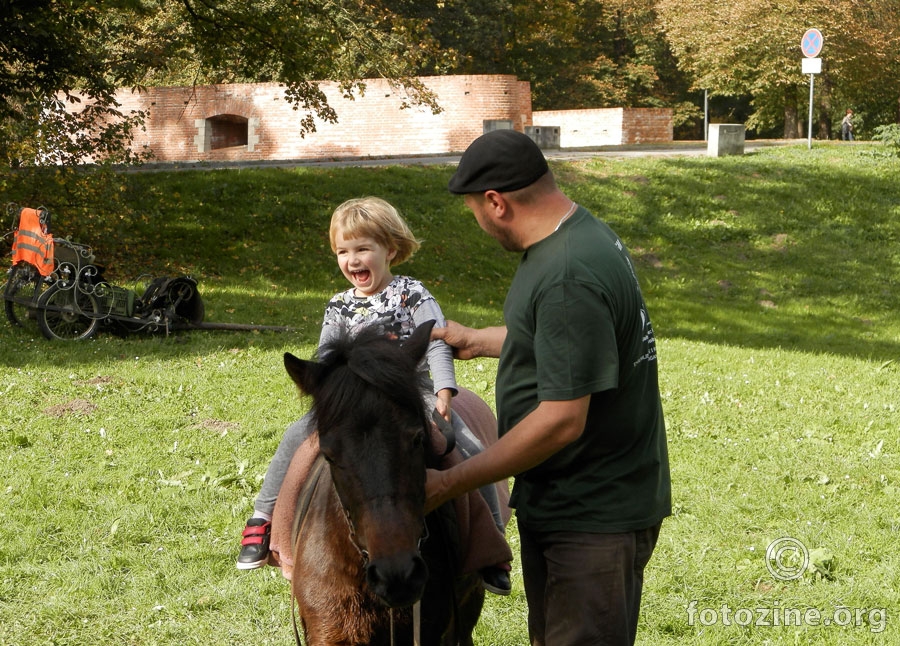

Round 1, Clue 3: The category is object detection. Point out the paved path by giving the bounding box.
[128,140,799,173]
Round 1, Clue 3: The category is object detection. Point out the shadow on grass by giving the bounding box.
[564,147,900,362]
[0,288,326,369]
[3,148,898,364]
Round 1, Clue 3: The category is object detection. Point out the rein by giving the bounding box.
[431,408,456,456]
[291,452,427,646]
[290,453,328,646]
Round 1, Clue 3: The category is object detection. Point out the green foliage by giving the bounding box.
[503,0,694,114]
[354,0,513,77]
[873,123,900,154]
[2,145,900,645]
[0,0,440,169]
[0,0,155,167]
[657,0,900,137]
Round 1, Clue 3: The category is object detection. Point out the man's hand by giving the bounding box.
[431,320,477,360]
[431,320,506,359]
[423,396,592,515]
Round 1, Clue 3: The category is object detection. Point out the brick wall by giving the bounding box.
[621,108,673,144]
[532,107,672,147]
[110,75,533,163]
[98,77,673,163]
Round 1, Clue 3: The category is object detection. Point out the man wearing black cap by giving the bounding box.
[427,129,671,645]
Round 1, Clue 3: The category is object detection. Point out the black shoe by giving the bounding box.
[481,566,511,596]
[236,518,271,570]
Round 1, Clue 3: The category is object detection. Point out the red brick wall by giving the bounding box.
[94,77,673,162]
[621,108,673,144]
[110,75,533,163]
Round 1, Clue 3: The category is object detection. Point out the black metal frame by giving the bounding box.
[3,204,204,341]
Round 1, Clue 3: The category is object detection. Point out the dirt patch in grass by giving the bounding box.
[198,419,240,436]
[43,399,98,417]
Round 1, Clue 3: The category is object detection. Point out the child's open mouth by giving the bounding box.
[351,269,371,284]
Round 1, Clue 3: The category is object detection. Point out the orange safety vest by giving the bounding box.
[11,207,55,276]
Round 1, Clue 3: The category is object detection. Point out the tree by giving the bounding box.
[375,0,514,76]
[0,0,441,168]
[173,0,443,127]
[0,0,154,166]
[339,0,697,129]
[823,1,900,133]
[656,0,900,137]
[308,0,700,130]
[506,0,693,117]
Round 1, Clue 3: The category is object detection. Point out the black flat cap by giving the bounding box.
[448,129,549,194]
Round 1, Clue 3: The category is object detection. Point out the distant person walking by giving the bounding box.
[841,109,854,141]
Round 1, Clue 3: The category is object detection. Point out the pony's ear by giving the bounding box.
[284,352,325,395]
[403,319,436,365]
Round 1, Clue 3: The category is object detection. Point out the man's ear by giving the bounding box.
[483,190,509,219]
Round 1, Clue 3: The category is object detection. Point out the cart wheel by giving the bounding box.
[36,282,100,341]
[4,262,47,330]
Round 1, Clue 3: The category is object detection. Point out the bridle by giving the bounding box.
[289,375,459,646]
[291,452,430,646]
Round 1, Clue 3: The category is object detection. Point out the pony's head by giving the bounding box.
[284,320,436,608]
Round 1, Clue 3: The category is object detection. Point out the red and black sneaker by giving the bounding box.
[236,518,271,570]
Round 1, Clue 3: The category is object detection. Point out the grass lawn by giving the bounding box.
[1,142,898,644]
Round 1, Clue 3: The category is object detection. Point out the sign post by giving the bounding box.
[801,28,823,149]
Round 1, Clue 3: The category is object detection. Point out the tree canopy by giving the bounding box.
[657,0,900,136]
[0,0,440,167]
[2,0,900,168]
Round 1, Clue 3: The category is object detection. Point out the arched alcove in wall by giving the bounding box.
[208,114,248,149]
[194,114,259,153]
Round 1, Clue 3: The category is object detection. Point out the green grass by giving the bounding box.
[2,142,899,644]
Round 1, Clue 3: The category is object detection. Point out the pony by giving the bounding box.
[281,320,492,645]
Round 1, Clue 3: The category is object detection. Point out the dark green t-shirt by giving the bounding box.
[497,206,671,533]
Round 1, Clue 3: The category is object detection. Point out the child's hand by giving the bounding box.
[435,389,453,422]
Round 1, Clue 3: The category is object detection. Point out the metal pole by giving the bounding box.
[704,90,709,141]
[807,74,814,149]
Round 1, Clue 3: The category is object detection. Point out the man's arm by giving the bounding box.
[425,395,591,512]
[430,320,507,360]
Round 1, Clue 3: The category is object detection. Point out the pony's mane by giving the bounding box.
[312,324,430,440]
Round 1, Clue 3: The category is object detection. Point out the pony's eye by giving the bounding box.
[411,431,425,449]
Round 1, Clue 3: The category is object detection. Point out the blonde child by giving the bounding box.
[237,197,511,594]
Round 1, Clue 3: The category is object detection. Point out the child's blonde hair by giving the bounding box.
[329,197,421,266]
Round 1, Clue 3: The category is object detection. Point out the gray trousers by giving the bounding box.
[253,401,505,534]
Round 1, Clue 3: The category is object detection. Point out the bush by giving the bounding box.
[873,123,900,154]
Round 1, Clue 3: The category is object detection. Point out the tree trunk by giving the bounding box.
[817,114,833,140]
[784,85,802,138]
[817,73,834,139]
[784,103,800,139]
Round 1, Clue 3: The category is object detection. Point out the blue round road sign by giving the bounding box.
[801,29,823,58]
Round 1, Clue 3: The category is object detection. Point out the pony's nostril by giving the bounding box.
[366,554,428,608]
